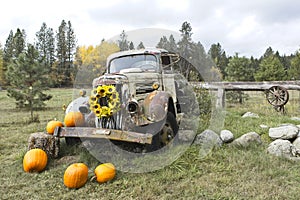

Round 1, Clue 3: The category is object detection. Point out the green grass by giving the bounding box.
[0,89,300,199]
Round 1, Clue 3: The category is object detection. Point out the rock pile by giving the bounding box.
[193,113,300,160]
[267,124,300,160]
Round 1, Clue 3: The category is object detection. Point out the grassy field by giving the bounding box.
[0,88,300,199]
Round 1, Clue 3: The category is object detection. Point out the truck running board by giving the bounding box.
[53,126,153,144]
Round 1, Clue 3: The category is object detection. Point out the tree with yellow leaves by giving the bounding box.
[74,40,119,86]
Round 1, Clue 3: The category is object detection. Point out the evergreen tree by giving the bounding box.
[55,20,76,86]
[255,54,286,81]
[278,54,290,78]
[0,43,4,86]
[3,29,26,86]
[208,43,228,78]
[13,28,26,57]
[3,31,14,63]
[129,41,135,50]
[168,35,177,52]
[56,20,67,86]
[156,35,177,52]
[262,47,274,59]
[249,56,259,81]
[6,44,52,120]
[156,36,169,50]
[137,41,145,50]
[225,53,253,81]
[189,41,213,81]
[118,30,129,51]
[66,20,77,85]
[176,22,213,81]
[35,22,56,85]
[177,21,193,59]
[225,53,253,103]
[288,51,300,80]
[4,29,27,60]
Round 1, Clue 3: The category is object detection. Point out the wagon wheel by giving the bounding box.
[266,86,289,111]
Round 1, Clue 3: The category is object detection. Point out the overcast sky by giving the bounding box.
[1,0,300,58]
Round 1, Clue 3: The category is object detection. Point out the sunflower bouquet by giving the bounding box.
[89,85,120,118]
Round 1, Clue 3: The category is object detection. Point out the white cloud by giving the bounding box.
[228,16,261,39]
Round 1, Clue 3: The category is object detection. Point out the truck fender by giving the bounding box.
[143,91,173,122]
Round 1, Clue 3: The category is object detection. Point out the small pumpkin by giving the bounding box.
[46,120,64,134]
[94,163,116,183]
[23,149,48,173]
[64,163,88,189]
[64,111,85,127]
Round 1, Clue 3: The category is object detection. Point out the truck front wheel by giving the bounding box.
[151,112,178,150]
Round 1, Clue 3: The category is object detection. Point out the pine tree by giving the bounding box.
[35,22,56,85]
[288,51,300,80]
[0,43,4,87]
[249,56,259,81]
[156,36,169,49]
[208,43,228,78]
[66,21,77,85]
[6,44,52,120]
[129,41,135,50]
[255,54,286,81]
[191,42,214,81]
[118,30,129,51]
[262,47,274,59]
[168,35,177,52]
[137,41,145,50]
[178,21,193,60]
[56,20,68,86]
[3,31,14,63]
[3,29,26,86]
[156,35,177,52]
[13,28,26,57]
[225,53,253,81]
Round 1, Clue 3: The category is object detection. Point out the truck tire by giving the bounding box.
[150,112,178,151]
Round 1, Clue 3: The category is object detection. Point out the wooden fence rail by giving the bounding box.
[191,81,300,108]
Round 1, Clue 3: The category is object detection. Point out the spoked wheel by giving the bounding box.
[266,86,289,112]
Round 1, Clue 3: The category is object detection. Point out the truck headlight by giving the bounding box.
[128,101,139,114]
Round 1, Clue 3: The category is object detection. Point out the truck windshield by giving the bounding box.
[109,54,158,73]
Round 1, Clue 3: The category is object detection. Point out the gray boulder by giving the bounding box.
[178,130,196,142]
[269,125,299,140]
[231,132,262,147]
[291,117,300,122]
[293,137,300,150]
[195,129,223,158]
[267,139,300,160]
[194,129,223,147]
[242,112,259,118]
[220,130,234,143]
[260,124,269,129]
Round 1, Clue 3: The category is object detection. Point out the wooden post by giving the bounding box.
[216,88,225,108]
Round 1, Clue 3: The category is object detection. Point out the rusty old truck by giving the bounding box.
[54,48,197,151]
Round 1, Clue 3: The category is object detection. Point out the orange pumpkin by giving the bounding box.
[46,120,64,134]
[64,111,85,127]
[23,149,48,173]
[94,163,116,183]
[64,163,89,189]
